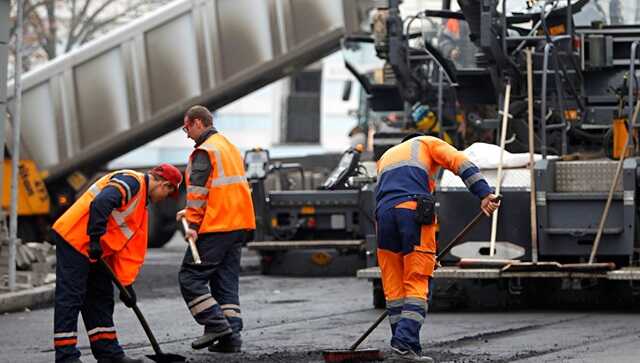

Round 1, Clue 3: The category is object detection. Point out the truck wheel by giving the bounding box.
[373,279,385,309]
[148,199,179,248]
[259,252,277,275]
[17,217,39,243]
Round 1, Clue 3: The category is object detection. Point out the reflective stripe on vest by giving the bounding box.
[110,178,132,202]
[111,198,140,239]
[211,175,247,187]
[186,133,256,233]
[187,185,209,196]
[379,139,430,177]
[197,143,248,187]
[186,199,206,208]
[457,160,475,176]
[87,177,142,240]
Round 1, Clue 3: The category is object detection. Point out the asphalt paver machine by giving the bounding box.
[348,0,640,309]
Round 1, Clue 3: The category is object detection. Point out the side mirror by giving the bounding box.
[342,80,353,101]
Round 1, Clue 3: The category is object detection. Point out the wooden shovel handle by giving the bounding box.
[181,218,202,264]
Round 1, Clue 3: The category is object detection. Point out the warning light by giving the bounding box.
[307,217,316,228]
[58,195,70,206]
[271,217,278,227]
[564,109,579,121]
[300,205,316,215]
[573,36,581,50]
[311,252,332,266]
[549,24,566,36]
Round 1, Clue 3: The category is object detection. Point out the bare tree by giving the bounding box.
[8,0,172,75]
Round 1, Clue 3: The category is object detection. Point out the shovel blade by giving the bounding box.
[451,241,525,260]
[146,353,187,363]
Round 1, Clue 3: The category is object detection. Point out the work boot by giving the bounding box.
[390,344,434,362]
[191,325,232,350]
[208,333,242,353]
[96,355,143,363]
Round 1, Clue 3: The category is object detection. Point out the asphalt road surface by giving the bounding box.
[2,235,640,362]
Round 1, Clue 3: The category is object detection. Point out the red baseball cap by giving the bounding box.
[150,163,183,198]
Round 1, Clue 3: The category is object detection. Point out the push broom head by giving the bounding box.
[322,348,384,363]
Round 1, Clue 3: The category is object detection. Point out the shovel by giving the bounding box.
[180,217,218,270]
[180,217,202,264]
[99,260,186,363]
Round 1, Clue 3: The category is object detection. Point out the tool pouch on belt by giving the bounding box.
[414,195,435,225]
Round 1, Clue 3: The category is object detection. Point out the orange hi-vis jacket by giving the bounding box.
[375,136,492,302]
[186,133,256,234]
[53,170,148,285]
[375,135,492,217]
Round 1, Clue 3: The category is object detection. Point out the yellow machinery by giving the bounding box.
[1,160,50,216]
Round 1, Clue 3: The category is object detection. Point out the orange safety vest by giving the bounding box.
[53,170,148,285]
[376,136,470,201]
[185,133,256,233]
[376,136,491,252]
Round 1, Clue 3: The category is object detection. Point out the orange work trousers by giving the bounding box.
[376,204,436,352]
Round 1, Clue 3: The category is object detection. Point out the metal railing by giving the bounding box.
[540,36,574,158]
[628,41,640,123]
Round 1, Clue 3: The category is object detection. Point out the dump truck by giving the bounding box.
[2,0,368,247]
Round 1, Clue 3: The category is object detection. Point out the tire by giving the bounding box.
[17,216,43,243]
[147,195,181,248]
[373,279,385,309]
[259,252,276,275]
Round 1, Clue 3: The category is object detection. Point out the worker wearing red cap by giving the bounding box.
[51,164,182,363]
[177,105,255,352]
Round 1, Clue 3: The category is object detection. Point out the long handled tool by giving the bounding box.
[490,79,512,256]
[321,199,500,363]
[180,217,202,264]
[589,97,640,264]
[501,50,548,274]
[526,48,539,264]
[100,260,186,363]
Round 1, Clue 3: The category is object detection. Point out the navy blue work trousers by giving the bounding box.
[179,230,246,339]
[53,233,124,362]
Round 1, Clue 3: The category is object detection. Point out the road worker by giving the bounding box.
[375,133,499,362]
[439,19,474,68]
[177,105,256,353]
[51,163,182,363]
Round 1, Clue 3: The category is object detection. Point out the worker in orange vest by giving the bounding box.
[177,105,255,352]
[52,164,182,363]
[375,133,499,362]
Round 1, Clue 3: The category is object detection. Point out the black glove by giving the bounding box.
[119,284,137,308]
[88,238,103,261]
